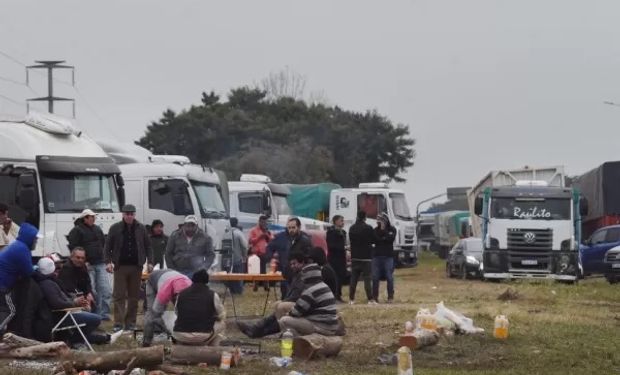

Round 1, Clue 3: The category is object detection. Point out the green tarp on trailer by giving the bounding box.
[286,183,341,221]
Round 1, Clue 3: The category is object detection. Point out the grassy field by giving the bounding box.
[4,251,620,374]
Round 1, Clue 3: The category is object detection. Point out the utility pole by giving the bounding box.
[26,60,75,116]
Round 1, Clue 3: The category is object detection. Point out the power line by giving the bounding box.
[0,93,23,107]
[0,75,26,86]
[0,49,73,86]
[0,49,26,67]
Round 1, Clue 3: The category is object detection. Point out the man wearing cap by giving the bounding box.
[0,223,39,334]
[67,209,110,319]
[165,215,214,278]
[105,204,153,332]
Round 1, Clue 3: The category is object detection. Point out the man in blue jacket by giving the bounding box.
[0,223,39,334]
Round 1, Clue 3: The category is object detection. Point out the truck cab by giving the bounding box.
[0,113,123,256]
[330,183,417,265]
[474,181,588,281]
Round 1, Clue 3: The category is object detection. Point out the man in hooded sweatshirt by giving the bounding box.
[67,208,110,319]
[372,214,397,304]
[0,223,38,334]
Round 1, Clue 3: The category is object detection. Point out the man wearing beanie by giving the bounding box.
[142,269,191,347]
[173,269,226,346]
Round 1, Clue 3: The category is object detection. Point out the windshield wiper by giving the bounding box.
[203,209,228,219]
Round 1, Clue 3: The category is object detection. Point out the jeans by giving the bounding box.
[88,263,112,319]
[372,256,394,301]
[349,260,372,301]
[226,262,245,295]
[60,311,102,340]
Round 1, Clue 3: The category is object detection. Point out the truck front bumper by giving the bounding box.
[483,249,579,280]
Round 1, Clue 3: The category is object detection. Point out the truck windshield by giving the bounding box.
[41,174,119,213]
[491,197,571,220]
[389,193,413,220]
[358,193,387,219]
[273,194,292,216]
[191,181,227,219]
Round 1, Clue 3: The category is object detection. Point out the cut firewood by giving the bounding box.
[155,364,189,375]
[61,360,77,375]
[61,345,164,372]
[0,341,70,359]
[0,333,43,349]
[293,334,343,360]
[168,345,237,366]
[398,328,440,350]
[122,356,138,375]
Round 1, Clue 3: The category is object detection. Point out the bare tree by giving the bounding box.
[260,66,307,101]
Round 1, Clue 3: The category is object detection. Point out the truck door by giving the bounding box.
[148,179,194,231]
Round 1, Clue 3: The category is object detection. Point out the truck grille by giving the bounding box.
[507,228,553,272]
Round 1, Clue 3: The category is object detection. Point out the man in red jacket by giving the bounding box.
[248,215,273,267]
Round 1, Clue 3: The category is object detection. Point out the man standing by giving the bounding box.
[348,211,377,305]
[267,217,312,297]
[248,215,274,275]
[372,214,397,304]
[228,217,248,294]
[165,215,215,278]
[58,247,95,311]
[0,223,38,334]
[149,220,167,269]
[105,204,153,332]
[326,215,347,302]
[142,269,192,347]
[67,209,110,319]
[0,203,20,251]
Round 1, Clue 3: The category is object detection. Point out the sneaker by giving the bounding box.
[110,330,124,344]
[348,300,355,305]
[368,300,379,305]
[112,324,123,333]
[125,324,137,331]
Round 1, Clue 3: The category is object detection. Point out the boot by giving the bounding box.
[236,320,259,338]
[260,315,281,337]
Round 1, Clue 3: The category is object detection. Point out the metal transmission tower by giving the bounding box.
[26,60,75,116]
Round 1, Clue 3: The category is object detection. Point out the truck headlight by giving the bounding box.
[466,256,479,265]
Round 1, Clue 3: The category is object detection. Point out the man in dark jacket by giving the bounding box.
[58,247,95,311]
[173,270,225,346]
[165,215,214,278]
[267,217,312,297]
[104,204,153,332]
[34,257,109,346]
[0,223,38,334]
[372,214,397,304]
[326,215,347,301]
[348,210,377,305]
[308,246,339,299]
[149,219,167,269]
[67,209,110,319]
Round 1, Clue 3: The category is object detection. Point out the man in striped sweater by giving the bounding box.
[278,263,339,336]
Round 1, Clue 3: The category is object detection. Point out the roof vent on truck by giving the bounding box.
[24,112,82,137]
[149,155,190,165]
[240,174,272,183]
[515,180,549,187]
[359,182,388,189]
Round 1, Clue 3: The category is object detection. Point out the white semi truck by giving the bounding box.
[329,183,417,265]
[468,166,588,281]
[0,113,124,257]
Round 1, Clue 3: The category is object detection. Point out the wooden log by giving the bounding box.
[0,341,70,359]
[168,345,237,366]
[398,328,440,350]
[61,345,164,372]
[0,333,43,349]
[154,364,189,375]
[293,334,343,360]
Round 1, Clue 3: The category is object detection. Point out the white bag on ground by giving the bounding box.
[163,311,177,333]
[434,301,484,334]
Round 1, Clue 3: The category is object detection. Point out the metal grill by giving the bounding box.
[507,228,553,272]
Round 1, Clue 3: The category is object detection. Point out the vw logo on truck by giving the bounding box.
[523,232,536,244]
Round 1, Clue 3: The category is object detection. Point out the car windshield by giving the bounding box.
[273,194,292,216]
[390,193,413,220]
[41,173,119,213]
[491,197,571,220]
[191,181,227,219]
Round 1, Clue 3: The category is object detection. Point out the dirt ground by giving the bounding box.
[3,251,620,374]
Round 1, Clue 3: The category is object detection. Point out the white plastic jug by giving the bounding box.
[248,254,261,274]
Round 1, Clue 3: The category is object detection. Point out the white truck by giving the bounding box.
[0,113,123,256]
[97,142,231,255]
[228,174,329,233]
[468,166,588,281]
[329,183,417,266]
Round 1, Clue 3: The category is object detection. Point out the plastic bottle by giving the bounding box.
[248,254,260,274]
[397,346,413,375]
[415,309,428,329]
[281,329,294,358]
[493,315,509,339]
[220,351,232,370]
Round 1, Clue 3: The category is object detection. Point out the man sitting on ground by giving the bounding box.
[142,269,192,347]
[172,269,225,346]
[58,247,95,311]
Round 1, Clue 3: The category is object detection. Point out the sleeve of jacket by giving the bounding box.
[164,232,177,270]
[237,230,249,257]
[144,226,153,264]
[248,228,260,248]
[104,225,114,264]
[40,280,75,310]
[289,290,314,318]
[66,226,81,252]
[203,234,215,270]
[386,227,397,243]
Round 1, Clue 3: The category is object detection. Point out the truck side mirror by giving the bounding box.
[579,197,589,216]
[262,194,272,217]
[17,174,37,211]
[474,196,483,216]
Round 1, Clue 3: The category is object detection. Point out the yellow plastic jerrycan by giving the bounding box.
[493,315,509,339]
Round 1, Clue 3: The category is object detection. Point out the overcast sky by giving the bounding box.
[2,0,620,209]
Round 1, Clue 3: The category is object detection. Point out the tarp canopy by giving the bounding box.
[572,161,620,221]
[286,183,341,221]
